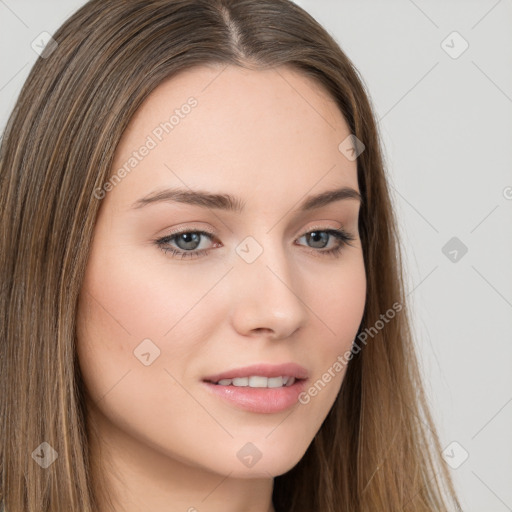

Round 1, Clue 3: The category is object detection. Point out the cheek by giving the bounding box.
[76,237,223,347]
[309,254,366,350]
[295,255,366,410]
[75,241,166,403]
[75,249,207,451]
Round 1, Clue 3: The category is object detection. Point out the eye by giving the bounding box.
[154,227,356,260]
[296,227,356,257]
[154,229,218,260]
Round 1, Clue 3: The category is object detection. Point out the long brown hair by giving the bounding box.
[0,0,460,510]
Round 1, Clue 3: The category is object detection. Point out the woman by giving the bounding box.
[0,0,461,510]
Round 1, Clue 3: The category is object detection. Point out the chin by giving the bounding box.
[221,435,311,478]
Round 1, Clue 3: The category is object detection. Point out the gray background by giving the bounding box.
[1,0,511,510]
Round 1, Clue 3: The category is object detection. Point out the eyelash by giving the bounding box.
[154,226,356,260]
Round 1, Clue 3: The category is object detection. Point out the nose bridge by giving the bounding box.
[237,230,293,287]
[229,231,308,337]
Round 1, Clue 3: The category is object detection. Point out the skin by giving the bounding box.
[76,64,366,512]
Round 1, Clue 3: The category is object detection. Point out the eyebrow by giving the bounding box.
[131,185,362,213]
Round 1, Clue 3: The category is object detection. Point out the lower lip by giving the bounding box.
[202,379,307,414]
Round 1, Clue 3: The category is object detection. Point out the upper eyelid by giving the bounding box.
[161,220,353,237]
[160,225,351,239]
[157,225,356,248]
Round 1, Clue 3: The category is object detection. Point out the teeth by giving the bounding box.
[214,376,297,388]
[267,377,284,388]
[249,376,269,387]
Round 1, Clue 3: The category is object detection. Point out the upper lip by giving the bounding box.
[203,363,309,383]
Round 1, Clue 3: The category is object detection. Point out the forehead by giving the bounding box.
[125,63,346,135]
[108,64,358,210]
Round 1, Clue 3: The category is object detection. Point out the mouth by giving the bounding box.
[201,363,309,414]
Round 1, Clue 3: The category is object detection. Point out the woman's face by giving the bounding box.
[77,64,366,479]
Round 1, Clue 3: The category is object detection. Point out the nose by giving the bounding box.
[229,239,308,340]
